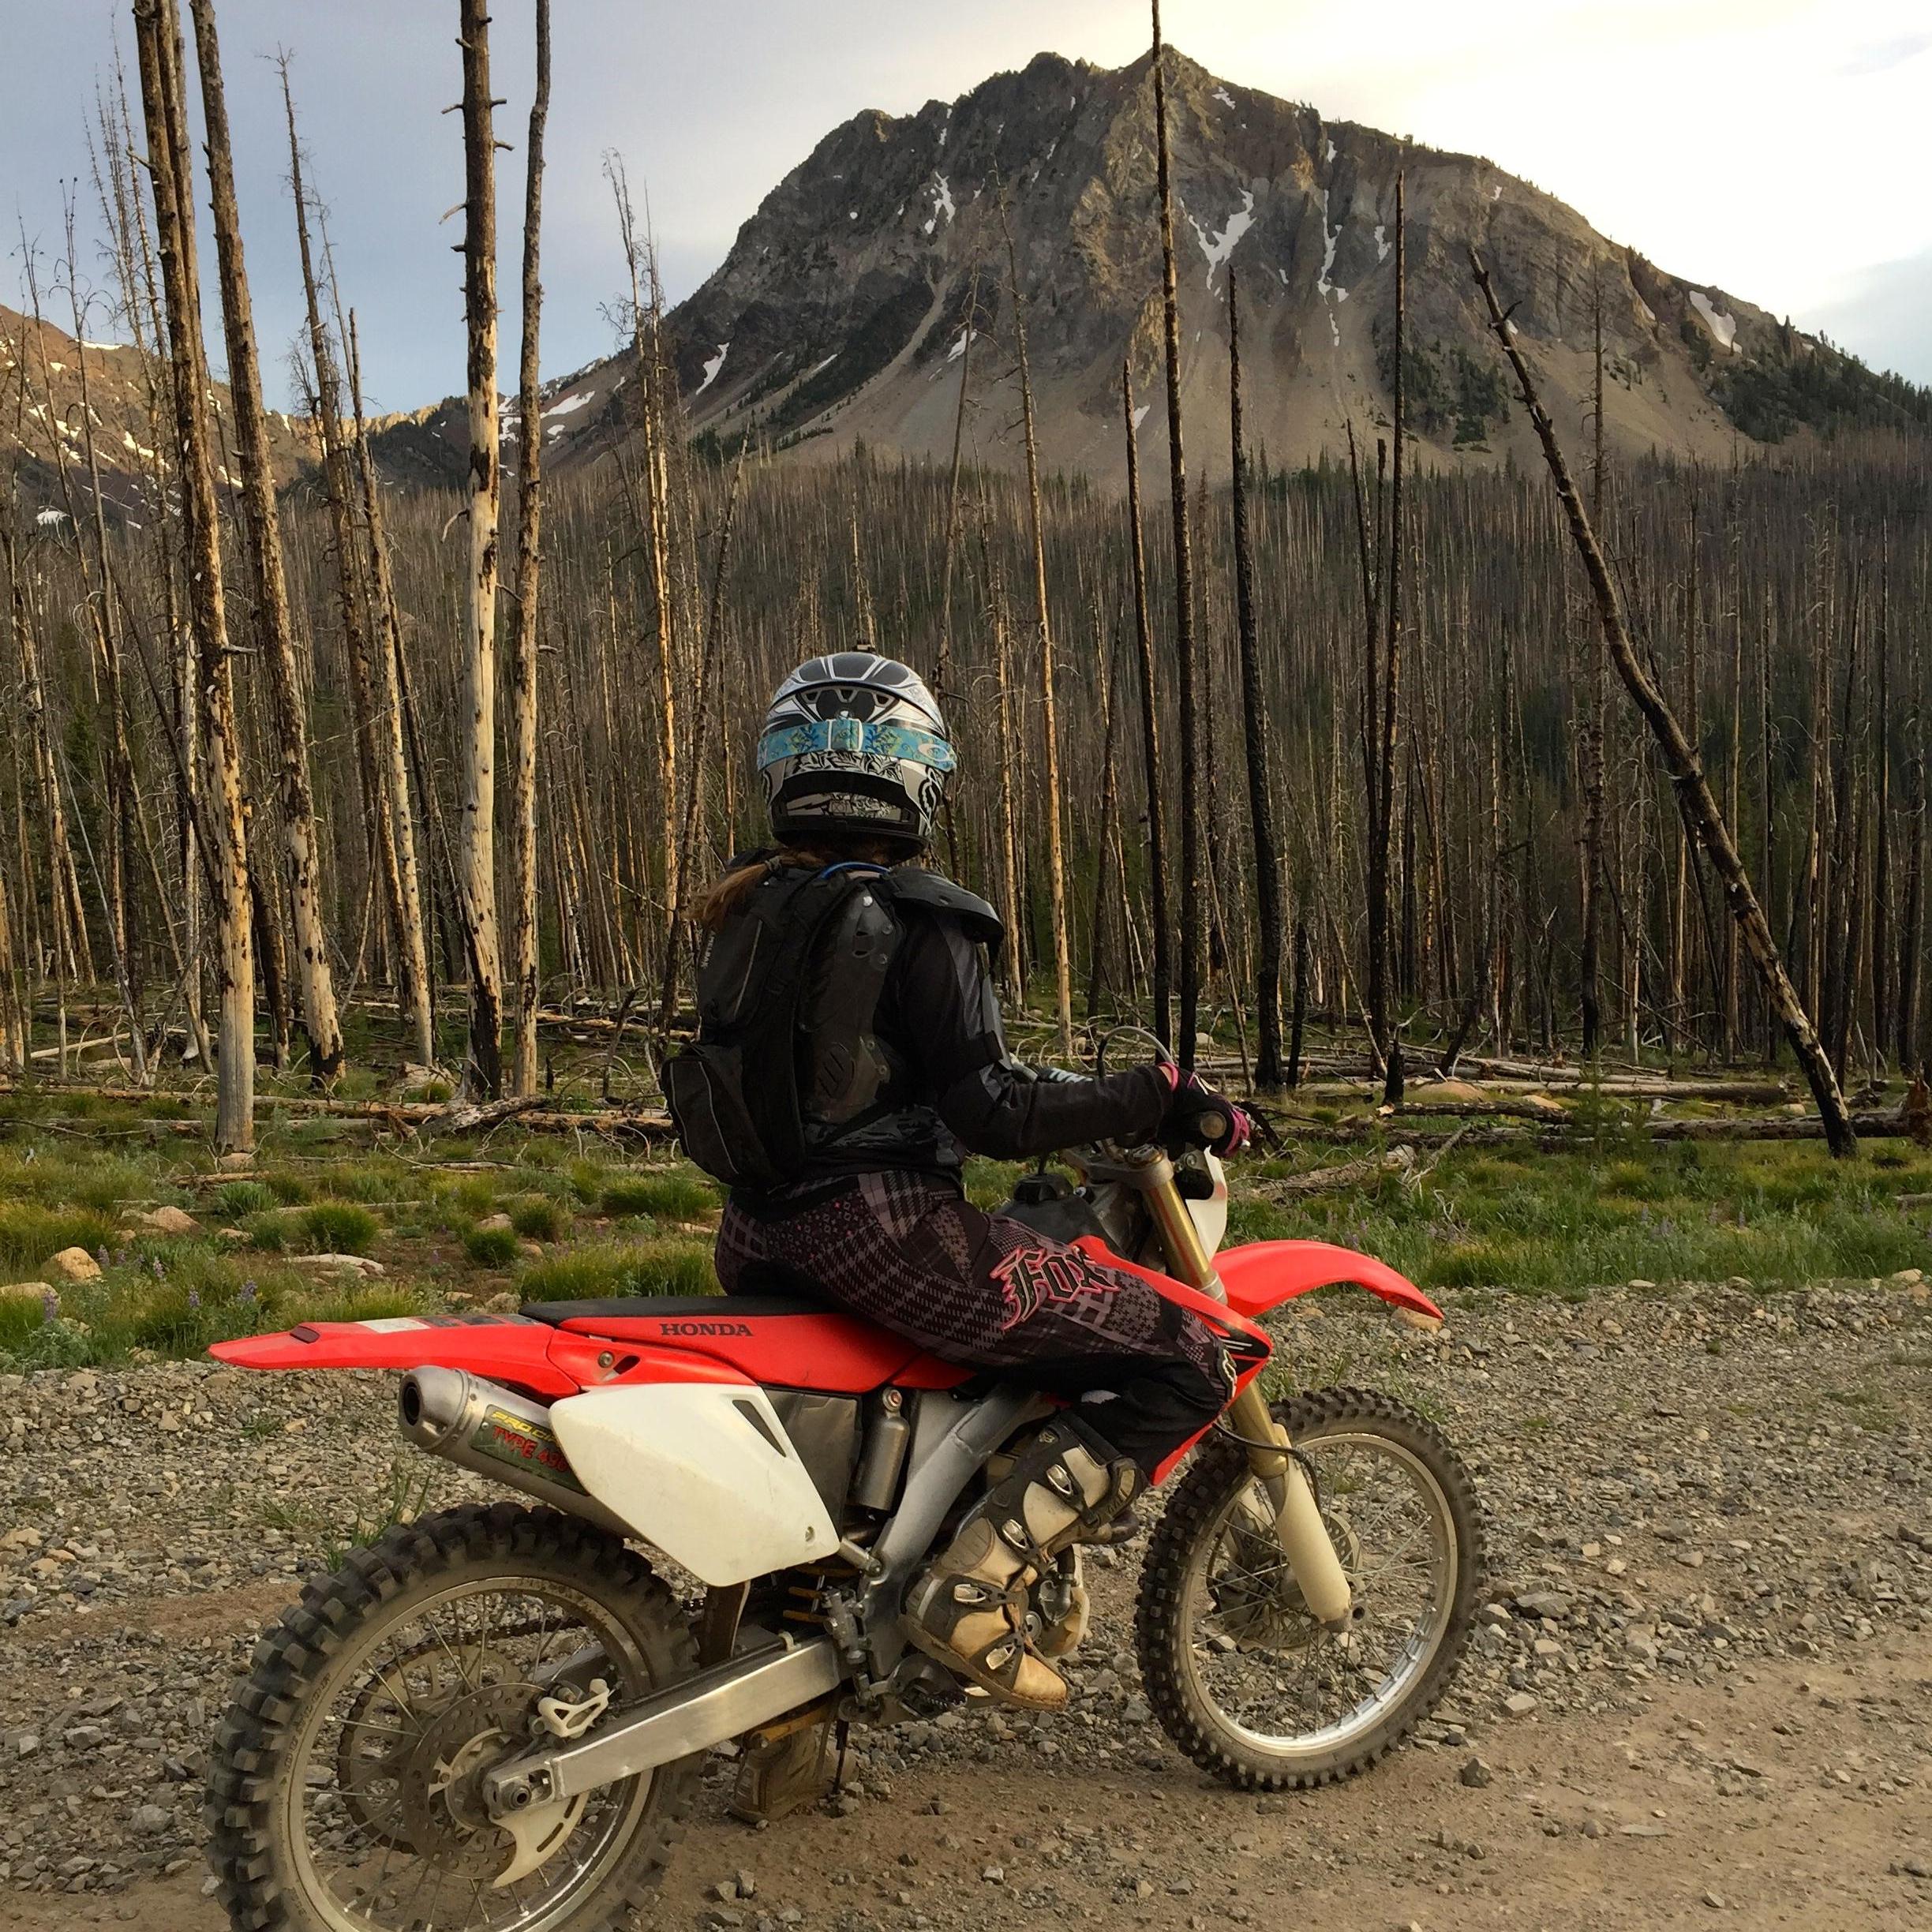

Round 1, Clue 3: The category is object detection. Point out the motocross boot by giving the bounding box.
[903,1417,1140,1712]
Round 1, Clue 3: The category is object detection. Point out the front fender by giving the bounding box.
[1217,1240,1442,1329]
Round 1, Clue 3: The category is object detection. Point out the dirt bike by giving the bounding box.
[204,1107,1484,1932]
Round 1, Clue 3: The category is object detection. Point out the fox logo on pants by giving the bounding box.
[990,1245,1117,1329]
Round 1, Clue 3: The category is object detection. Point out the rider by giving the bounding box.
[682,652,1251,1712]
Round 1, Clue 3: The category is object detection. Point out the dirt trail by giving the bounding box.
[2,1275,1926,1928]
[1,1635,1925,1932]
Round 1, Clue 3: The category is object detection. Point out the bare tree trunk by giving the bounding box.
[1578,271,1608,1057]
[507,0,552,1095]
[1151,2,1204,1068]
[1900,610,1926,1073]
[608,162,680,949]
[1122,357,1172,1050]
[457,0,505,1096]
[136,0,254,1150]
[60,198,136,984]
[343,313,434,1067]
[1369,174,1406,1105]
[191,0,343,1083]
[934,268,979,702]
[999,186,1075,1056]
[281,62,414,1040]
[0,839,21,1075]
[1871,559,1893,1061]
[1471,249,1855,1155]
[1226,269,1283,1086]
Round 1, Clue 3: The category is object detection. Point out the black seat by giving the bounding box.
[521,1293,827,1327]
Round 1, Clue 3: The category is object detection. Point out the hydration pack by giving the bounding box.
[665,861,1002,1193]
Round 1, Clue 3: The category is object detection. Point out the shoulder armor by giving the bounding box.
[876,867,1005,953]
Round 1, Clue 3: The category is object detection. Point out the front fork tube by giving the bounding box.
[1140,1153,1354,1628]
[1224,1383,1353,1627]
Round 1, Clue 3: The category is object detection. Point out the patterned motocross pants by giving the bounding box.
[715,1170,1236,1474]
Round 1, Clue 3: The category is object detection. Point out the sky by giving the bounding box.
[5,0,1929,412]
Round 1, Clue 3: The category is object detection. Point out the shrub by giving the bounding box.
[510,1198,566,1242]
[299,1200,380,1256]
[463,1226,519,1267]
[0,1205,114,1275]
[211,1179,277,1220]
[517,1247,632,1303]
[519,1239,717,1304]
[599,1173,717,1222]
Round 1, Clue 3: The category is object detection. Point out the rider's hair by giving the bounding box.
[694,836,904,934]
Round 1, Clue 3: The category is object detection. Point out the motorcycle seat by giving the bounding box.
[522,1293,968,1395]
[520,1294,826,1324]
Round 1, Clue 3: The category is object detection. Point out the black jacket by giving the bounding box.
[796,863,1169,1185]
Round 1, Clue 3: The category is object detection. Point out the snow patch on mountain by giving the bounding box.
[1186,188,1256,290]
[1688,290,1739,352]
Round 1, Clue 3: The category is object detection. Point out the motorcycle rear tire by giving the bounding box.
[205,1500,699,1932]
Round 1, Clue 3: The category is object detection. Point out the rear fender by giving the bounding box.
[210,1313,582,1396]
[1216,1240,1442,1329]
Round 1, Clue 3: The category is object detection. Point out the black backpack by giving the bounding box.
[663,864,882,1191]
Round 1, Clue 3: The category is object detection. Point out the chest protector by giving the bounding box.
[665,863,1002,1191]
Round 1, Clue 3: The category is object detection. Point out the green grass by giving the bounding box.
[0,1204,114,1275]
[298,1200,380,1256]
[4,1074,1926,1370]
[1235,1136,1932,1294]
[209,1178,278,1220]
[518,1238,717,1304]
[598,1173,717,1222]
[510,1197,567,1241]
[463,1225,519,1267]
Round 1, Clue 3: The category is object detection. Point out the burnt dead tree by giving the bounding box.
[998,183,1075,1057]
[1122,353,1173,1048]
[1472,248,1857,1155]
[190,0,343,1083]
[1151,0,1204,1067]
[135,0,255,1149]
[456,0,505,1096]
[1226,269,1284,1086]
[507,0,552,1095]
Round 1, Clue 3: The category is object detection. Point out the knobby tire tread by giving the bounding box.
[204,1500,699,1932]
[1135,1386,1488,1791]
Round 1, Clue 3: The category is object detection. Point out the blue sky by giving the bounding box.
[5,0,1928,409]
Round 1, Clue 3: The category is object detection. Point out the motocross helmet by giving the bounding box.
[756,652,954,851]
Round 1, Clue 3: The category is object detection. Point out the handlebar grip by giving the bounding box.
[1191,1109,1230,1146]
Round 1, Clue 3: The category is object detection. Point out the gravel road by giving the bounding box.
[1,1274,1926,1930]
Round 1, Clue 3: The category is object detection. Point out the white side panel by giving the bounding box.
[549,1384,837,1586]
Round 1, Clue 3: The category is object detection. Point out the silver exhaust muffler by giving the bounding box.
[400,1365,632,1539]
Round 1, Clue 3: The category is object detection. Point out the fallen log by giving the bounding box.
[0,1078,673,1142]
[1258,1148,1417,1199]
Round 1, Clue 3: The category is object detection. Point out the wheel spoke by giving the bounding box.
[1166,1418,1469,1769]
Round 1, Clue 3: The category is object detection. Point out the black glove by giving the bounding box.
[1156,1065,1252,1155]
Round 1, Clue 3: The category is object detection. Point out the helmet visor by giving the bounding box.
[757,717,957,773]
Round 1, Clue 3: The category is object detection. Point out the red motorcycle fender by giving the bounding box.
[1215,1239,1443,1329]
[210,1315,584,1396]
